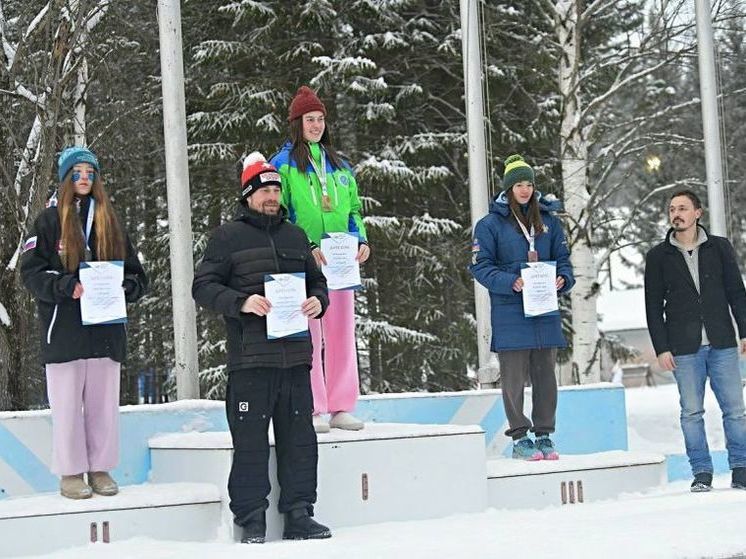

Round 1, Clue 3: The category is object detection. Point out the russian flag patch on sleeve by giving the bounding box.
[23,236,37,253]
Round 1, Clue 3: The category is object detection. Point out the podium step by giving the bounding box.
[487,450,667,509]
[0,482,221,557]
[149,422,487,541]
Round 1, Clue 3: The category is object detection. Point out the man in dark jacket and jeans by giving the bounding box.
[644,189,746,492]
[192,152,331,543]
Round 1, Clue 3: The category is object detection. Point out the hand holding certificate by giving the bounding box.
[264,273,309,339]
[320,232,362,291]
[520,261,559,318]
[79,261,127,325]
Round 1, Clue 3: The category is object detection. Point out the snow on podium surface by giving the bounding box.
[11,475,746,559]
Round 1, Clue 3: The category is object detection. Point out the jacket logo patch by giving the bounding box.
[338,174,350,187]
[23,236,37,253]
[238,402,249,412]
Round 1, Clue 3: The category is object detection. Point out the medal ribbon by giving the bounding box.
[511,210,535,252]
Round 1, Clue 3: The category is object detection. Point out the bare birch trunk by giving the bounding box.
[556,0,600,384]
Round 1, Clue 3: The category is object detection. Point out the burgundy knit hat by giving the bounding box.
[288,86,327,122]
[240,152,281,200]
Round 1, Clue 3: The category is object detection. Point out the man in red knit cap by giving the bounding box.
[193,152,332,543]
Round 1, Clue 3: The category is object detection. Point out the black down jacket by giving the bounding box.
[192,205,329,372]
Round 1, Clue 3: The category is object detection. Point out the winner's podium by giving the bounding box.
[149,422,488,541]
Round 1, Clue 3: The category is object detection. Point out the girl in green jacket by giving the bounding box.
[271,86,369,433]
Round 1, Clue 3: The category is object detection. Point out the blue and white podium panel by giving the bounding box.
[0,384,628,499]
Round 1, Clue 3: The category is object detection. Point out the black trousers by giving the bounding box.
[225,366,318,525]
[498,348,558,439]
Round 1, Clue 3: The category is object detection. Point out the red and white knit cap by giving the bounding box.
[241,152,281,199]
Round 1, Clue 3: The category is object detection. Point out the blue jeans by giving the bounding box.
[673,345,746,475]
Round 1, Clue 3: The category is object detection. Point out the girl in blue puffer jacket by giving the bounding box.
[470,154,574,461]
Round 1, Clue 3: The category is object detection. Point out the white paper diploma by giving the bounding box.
[320,232,362,291]
[79,261,127,326]
[520,261,559,318]
[264,273,308,339]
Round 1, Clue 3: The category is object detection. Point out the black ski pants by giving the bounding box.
[225,366,318,525]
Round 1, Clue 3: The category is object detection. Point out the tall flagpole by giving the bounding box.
[460,0,498,385]
[695,0,727,236]
[157,0,200,399]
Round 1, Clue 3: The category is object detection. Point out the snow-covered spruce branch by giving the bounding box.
[407,213,461,237]
[187,143,236,163]
[193,40,253,63]
[357,320,437,344]
[218,1,275,20]
[348,76,388,94]
[395,132,465,155]
[356,155,416,183]
[362,215,400,230]
[310,56,376,85]
[360,31,409,51]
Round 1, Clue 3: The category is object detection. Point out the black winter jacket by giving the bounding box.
[644,225,746,356]
[192,205,329,372]
[20,200,148,364]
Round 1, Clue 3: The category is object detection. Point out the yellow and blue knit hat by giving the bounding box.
[502,154,534,190]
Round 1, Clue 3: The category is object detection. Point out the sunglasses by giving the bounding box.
[71,170,97,183]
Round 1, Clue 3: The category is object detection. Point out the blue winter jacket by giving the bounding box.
[469,191,575,351]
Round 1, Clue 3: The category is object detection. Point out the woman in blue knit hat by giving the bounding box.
[470,154,574,460]
[21,147,148,499]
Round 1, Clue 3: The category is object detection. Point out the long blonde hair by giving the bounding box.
[57,173,126,272]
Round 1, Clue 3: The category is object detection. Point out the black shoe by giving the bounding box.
[690,472,713,493]
[238,511,266,544]
[282,508,332,540]
[732,467,746,490]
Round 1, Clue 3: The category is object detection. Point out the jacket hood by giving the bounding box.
[489,190,562,217]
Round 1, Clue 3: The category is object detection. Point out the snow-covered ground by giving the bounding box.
[627,383,727,454]
[18,477,746,559]
[15,385,745,559]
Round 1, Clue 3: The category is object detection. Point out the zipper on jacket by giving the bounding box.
[47,304,58,344]
[266,225,281,272]
[308,176,318,207]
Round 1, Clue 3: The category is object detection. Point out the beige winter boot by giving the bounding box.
[60,474,93,499]
[88,471,119,496]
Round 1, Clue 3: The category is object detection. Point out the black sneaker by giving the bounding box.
[690,472,713,493]
[283,508,332,540]
[732,467,746,490]
[238,511,266,544]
